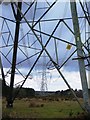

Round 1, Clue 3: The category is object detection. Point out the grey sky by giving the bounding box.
[0,1,89,91]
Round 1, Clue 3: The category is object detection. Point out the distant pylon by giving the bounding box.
[40,52,48,92]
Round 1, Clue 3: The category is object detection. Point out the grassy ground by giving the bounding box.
[2,97,86,119]
[0,98,2,120]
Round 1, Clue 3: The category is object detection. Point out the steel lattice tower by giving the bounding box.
[0,0,90,112]
[40,53,48,92]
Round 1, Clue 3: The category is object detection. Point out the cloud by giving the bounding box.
[48,68,82,91]
[2,67,82,91]
[2,65,89,91]
[1,1,89,91]
[1,2,77,71]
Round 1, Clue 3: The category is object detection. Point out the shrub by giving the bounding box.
[41,104,44,107]
[29,102,36,107]
[29,102,44,108]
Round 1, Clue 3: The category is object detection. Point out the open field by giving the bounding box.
[0,98,2,120]
[2,97,88,119]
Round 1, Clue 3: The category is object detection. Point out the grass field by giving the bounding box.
[0,98,2,120]
[2,97,87,119]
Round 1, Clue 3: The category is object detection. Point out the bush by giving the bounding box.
[29,102,44,108]
[41,104,44,107]
[29,102,36,107]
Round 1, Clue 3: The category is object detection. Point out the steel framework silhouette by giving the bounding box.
[0,0,90,112]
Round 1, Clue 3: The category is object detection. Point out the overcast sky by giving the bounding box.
[0,1,90,91]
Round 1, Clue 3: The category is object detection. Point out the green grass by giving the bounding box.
[2,98,84,118]
[0,98,2,119]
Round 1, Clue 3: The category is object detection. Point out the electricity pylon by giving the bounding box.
[40,52,48,92]
[70,0,90,112]
[0,1,90,113]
